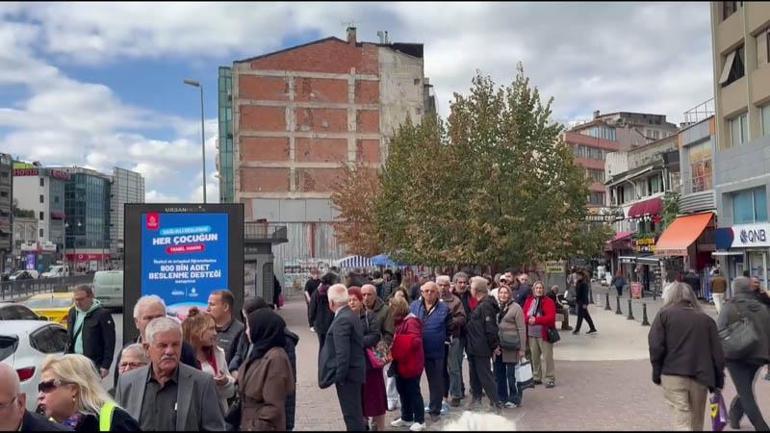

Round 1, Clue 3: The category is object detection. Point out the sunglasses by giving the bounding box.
[38,379,71,394]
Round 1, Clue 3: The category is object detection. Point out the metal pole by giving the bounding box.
[615,295,622,315]
[605,291,611,310]
[627,299,635,320]
[641,303,651,326]
[200,86,207,204]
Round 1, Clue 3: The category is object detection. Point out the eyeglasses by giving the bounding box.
[0,396,17,410]
[119,361,147,370]
[38,379,71,394]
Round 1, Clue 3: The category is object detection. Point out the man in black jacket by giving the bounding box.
[0,363,70,431]
[66,285,115,378]
[464,276,501,414]
[318,284,366,431]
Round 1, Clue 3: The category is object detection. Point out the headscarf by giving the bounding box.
[245,308,286,365]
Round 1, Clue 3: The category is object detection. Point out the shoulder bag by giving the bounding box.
[719,302,758,359]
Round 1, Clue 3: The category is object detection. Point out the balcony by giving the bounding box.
[244,222,288,244]
[680,179,716,214]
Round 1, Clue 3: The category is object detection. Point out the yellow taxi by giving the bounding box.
[22,292,74,328]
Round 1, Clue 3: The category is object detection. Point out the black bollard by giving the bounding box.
[605,292,611,311]
[641,303,651,326]
[615,295,622,315]
[627,299,635,320]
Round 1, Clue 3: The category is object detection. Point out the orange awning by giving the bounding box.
[655,212,714,257]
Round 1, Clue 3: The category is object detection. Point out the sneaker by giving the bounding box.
[310,326,315,333]
[533,379,543,385]
[587,329,598,335]
[441,401,450,414]
[504,402,518,408]
[449,398,461,407]
[545,381,555,389]
[409,422,426,432]
[391,418,411,428]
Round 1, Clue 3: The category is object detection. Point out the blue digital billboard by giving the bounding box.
[140,212,229,312]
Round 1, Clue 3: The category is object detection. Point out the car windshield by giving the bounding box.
[0,336,18,361]
[23,298,72,309]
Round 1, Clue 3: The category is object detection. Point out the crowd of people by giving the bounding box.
[0,283,298,431]
[304,267,597,431]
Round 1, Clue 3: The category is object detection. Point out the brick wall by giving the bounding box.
[294,78,348,103]
[295,108,348,133]
[240,105,285,131]
[355,80,379,104]
[356,139,380,163]
[248,39,379,75]
[296,138,348,163]
[240,137,289,161]
[239,75,289,101]
[296,168,346,193]
[240,167,290,192]
[356,110,379,133]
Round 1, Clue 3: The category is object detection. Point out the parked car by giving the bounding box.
[41,264,70,279]
[0,321,68,411]
[21,293,74,328]
[93,270,123,311]
[0,303,42,321]
[8,270,39,281]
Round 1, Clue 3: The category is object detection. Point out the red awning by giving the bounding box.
[628,197,663,219]
[611,231,633,242]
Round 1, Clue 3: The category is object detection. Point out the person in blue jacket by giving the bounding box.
[410,281,451,423]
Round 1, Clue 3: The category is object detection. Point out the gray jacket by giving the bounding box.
[318,306,366,388]
[717,292,770,364]
[115,363,226,431]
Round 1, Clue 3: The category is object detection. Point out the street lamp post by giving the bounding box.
[183,79,207,204]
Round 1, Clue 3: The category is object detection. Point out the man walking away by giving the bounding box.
[711,269,728,314]
[66,285,115,380]
[464,277,502,414]
[318,284,366,431]
[684,269,702,300]
[410,281,451,423]
[305,269,322,326]
[207,289,244,365]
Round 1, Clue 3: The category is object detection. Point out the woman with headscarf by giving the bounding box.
[238,308,295,431]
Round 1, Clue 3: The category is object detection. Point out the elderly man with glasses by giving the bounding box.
[0,363,69,431]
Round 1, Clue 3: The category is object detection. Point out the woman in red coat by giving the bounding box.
[388,296,426,432]
[523,281,557,388]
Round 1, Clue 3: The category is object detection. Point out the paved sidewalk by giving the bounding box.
[279,297,770,431]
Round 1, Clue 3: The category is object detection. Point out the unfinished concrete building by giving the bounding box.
[220,28,435,286]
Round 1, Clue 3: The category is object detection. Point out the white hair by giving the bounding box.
[328,283,349,305]
[436,275,450,284]
[442,411,516,431]
[121,343,149,363]
[133,294,166,319]
[144,317,182,345]
[470,276,489,294]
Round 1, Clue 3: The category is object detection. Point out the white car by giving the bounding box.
[93,270,123,310]
[0,321,68,411]
[41,265,70,278]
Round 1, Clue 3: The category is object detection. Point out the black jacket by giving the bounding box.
[516,285,532,307]
[717,292,770,364]
[309,284,334,336]
[576,280,590,305]
[465,295,500,357]
[284,329,299,431]
[66,304,116,370]
[649,301,725,390]
[684,273,701,294]
[319,306,366,386]
[216,318,245,365]
[70,407,140,432]
[20,410,71,431]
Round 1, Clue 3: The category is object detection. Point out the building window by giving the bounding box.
[589,192,605,206]
[648,175,662,195]
[688,141,713,193]
[719,45,745,87]
[729,112,749,148]
[722,1,742,20]
[733,186,768,224]
[39,228,44,238]
[39,194,44,204]
[39,177,44,187]
[762,104,770,136]
[39,212,44,221]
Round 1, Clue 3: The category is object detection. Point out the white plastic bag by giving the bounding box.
[515,359,534,390]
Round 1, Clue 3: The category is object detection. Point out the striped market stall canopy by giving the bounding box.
[334,255,375,269]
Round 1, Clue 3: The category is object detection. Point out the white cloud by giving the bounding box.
[0,2,714,204]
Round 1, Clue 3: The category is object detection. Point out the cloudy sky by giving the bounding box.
[0,2,713,203]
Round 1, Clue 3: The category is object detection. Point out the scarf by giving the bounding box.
[245,308,286,368]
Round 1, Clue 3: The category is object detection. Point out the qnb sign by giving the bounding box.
[732,224,770,248]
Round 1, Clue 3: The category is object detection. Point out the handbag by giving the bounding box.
[515,359,534,390]
[498,330,521,351]
[710,391,727,431]
[366,340,390,370]
[718,304,759,359]
[547,327,561,344]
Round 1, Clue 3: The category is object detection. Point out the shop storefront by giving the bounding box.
[655,211,716,284]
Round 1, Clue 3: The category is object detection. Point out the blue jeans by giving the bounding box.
[447,336,465,399]
[494,354,521,405]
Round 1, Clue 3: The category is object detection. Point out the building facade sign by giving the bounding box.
[634,236,657,253]
[731,223,770,248]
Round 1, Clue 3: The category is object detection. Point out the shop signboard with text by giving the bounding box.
[124,204,244,343]
[730,223,770,248]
